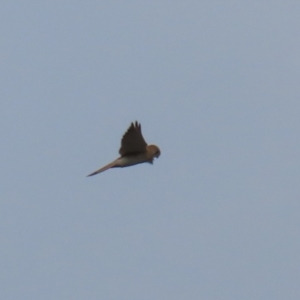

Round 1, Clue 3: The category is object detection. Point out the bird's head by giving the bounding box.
[148,145,161,159]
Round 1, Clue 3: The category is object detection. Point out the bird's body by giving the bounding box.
[87,122,160,176]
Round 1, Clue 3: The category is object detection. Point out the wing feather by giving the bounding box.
[119,121,147,156]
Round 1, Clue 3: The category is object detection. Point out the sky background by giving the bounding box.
[1,1,300,299]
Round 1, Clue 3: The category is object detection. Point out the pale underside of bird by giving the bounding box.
[87,121,160,176]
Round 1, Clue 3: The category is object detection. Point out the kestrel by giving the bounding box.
[87,121,160,176]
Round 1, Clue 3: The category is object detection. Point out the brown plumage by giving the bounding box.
[87,121,160,176]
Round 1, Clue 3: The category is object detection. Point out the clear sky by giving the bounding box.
[1,2,300,299]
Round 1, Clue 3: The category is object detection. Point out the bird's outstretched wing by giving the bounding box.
[119,121,147,156]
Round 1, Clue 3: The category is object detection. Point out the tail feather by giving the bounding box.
[87,161,117,177]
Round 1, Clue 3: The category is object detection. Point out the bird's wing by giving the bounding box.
[119,121,148,156]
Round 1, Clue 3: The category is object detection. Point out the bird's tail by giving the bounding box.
[87,160,117,177]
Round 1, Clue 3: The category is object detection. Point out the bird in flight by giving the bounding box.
[87,121,161,176]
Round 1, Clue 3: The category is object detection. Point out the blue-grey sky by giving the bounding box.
[1,2,300,299]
